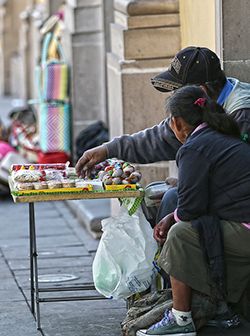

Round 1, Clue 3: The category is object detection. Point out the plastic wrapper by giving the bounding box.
[33,181,48,190]
[43,169,66,181]
[61,179,75,188]
[11,163,68,171]
[12,170,42,183]
[15,182,34,191]
[66,167,78,179]
[82,180,103,191]
[47,181,63,189]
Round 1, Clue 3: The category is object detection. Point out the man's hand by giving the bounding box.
[75,145,108,177]
[153,213,175,245]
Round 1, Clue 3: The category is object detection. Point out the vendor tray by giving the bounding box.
[8,178,144,203]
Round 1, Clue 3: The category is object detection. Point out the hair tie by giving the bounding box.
[194,97,206,107]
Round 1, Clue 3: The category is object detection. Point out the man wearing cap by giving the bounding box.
[152,46,250,142]
[76,46,250,179]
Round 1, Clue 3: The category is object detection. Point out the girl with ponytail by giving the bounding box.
[139,85,250,336]
[165,85,241,143]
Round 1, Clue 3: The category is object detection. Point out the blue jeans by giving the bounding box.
[156,187,178,223]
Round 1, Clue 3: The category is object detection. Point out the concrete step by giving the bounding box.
[66,199,111,239]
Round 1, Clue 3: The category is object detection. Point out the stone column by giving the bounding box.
[15,11,30,99]
[48,0,64,15]
[16,2,47,100]
[0,5,6,95]
[221,0,250,82]
[0,1,13,95]
[107,0,181,186]
[63,0,109,156]
[103,0,114,53]
[27,10,45,100]
[0,0,31,96]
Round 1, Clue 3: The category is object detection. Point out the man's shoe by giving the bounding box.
[136,309,196,336]
[206,312,241,328]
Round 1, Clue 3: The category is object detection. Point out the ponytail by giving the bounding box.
[166,85,241,139]
[202,101,241,138]
[203,70,227,100]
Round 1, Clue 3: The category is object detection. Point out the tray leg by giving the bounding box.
[29,202,42,330]
[29,202,35,315]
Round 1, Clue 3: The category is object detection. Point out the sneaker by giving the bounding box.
[136,309,196,336]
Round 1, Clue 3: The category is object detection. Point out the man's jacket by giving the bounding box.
[106,78,250,162]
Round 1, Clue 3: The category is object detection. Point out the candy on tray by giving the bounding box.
[89,159,142,188]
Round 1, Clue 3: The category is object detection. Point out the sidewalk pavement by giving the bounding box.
[1,195,250,336]
[0,195,126,336]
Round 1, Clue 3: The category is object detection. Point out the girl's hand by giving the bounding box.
[153,213,175,245]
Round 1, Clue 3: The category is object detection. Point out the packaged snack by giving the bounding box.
[15,182,34,191]
[61,179,76,188]
[11,163,67,171]
[13,170,42,183]
[84,180,104,191]
[75,180,93,191]
[105,184,137,191]
[43,169,66,181]
[66,167,78,179]
[33,181,48,190]
[47,181,63,189]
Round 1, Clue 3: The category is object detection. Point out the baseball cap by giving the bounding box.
[151,46,223,92]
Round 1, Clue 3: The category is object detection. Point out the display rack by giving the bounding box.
[9,181,144,331]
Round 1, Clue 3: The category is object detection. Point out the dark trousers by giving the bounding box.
[156,187,178,223]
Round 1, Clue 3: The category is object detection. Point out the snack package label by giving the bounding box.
[14,185,93,195]
[104,184,137,191]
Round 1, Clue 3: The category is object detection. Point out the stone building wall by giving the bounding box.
[107,0,181,186]
[222,0,250,82]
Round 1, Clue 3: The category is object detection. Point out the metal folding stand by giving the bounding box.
[9,187,143,331]
[28,202,106,330]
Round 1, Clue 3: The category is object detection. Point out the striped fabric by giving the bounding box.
[37,32,71,154]
[43,62,68,101]
[39,102,71,153]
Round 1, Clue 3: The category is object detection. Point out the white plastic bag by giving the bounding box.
[92,206,158,299]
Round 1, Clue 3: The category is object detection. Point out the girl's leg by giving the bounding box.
[171,276,191,311]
